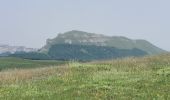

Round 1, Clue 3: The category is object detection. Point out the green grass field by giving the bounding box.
[0,57,66,71]
[0,55,170,100]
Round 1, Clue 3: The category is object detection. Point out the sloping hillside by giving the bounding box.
[11,44,147,61]
[48,44,147,61]
[40,30,166,55]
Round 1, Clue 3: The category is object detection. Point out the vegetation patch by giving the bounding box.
[0,54,170,99]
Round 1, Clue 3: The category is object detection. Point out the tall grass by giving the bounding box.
[0,54,170,99]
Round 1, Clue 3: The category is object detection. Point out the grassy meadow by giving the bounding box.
[0,57,66,71]
[0,54,170,100]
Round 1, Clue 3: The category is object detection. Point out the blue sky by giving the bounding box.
[0,0,170,51]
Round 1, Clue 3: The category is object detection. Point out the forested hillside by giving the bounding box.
[11,44,147,61]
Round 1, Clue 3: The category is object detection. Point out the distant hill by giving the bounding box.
[11,44,147,61]
[40,30,166,55]
[11,30,166,60]
[48,44,147,61]
[0,44,37,56]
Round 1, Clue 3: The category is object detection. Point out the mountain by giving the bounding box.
[40,30,166,55]
[0,44,37,56]
[11,30,166,60]
[11,44,147,60]
[48,44,147,61]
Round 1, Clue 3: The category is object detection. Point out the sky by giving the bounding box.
[0,0,170,51]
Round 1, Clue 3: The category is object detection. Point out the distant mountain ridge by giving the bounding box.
[11,30,166,60]
[40,30,166,55]
[0,44,37,56]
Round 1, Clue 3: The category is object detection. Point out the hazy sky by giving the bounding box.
[0,0,170,51]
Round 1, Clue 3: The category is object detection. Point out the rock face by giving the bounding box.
[0,44,37,55]
[40,30,166,55]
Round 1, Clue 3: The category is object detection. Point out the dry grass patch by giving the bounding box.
[0,65,68,84]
